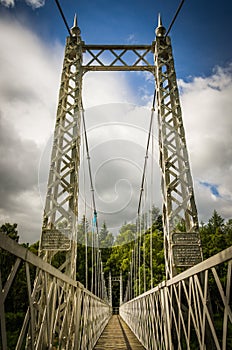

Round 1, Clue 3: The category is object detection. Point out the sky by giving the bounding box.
[0,0,232,244]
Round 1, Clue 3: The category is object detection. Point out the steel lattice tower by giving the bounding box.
[25,18,84,348]
[39,18,82,278]
[154,16,203,278]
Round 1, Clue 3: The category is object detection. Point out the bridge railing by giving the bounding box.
[120,246,232,349]
[0,233,111,350]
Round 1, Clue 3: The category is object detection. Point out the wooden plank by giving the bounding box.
[94,315,145,350]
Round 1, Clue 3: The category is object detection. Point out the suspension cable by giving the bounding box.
[150,122,154,289]
[137,90,156,216]
[54,0,73,37]
[165,0,186,37]
[81,114,88,289]
[143,194,146,293]
[81,105,99,235]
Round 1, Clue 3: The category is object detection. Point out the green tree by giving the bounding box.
[150,205,161,225]
[99,222,114,248]
[77,215,89,244]
[0,223,19,241]
[200,210,226,258]
[114,223,136,246]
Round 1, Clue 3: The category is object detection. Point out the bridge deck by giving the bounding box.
[94,315,145,350]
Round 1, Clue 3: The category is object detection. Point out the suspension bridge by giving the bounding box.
[0,4,232,349]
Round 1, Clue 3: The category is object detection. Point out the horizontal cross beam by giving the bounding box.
[82,44,155,72]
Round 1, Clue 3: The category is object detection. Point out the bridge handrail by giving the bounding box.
[129,246,232,301]
[120,246,232,349]
[0,233,111,349]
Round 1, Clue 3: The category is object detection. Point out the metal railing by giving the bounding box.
[120,246,232,349]
[0,233,111,349]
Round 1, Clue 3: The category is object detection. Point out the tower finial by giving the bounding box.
[73,13,77,28]
[71,13,81,37]
[155,13,166,37]
[158,13,162,27]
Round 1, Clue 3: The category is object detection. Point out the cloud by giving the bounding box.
[0,112,42,242]
[179,64,232,222]
[0,18,63,145]
[0,0,45,8]
[25,0,45,8]
[83,72,134,108]
[0,17,62,242]
[0,0,14,6]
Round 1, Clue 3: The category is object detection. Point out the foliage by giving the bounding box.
[1,208,232,346]
[99,221,114,248]
[200,210,232,259]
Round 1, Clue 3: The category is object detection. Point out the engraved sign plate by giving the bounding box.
[172,233,202,267]
[41,229,71,251]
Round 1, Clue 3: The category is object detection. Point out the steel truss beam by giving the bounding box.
[82,44,154,72]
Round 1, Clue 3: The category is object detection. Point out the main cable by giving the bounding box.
[165,0,186,37]
[137,89,156,217]
[54,0,73,37]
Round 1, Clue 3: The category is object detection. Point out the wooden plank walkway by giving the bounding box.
[94,315,145,350]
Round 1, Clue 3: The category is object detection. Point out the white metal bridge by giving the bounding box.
[0,8,232,350]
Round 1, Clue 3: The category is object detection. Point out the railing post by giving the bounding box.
[109,271,112,307]
[120,271,123,306]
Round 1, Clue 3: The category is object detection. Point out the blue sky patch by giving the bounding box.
[199,181,220,197]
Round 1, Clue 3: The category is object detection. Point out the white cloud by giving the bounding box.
[0,17,62,242]
[0,18,63,145]
[83,72,134,108]
[25,0,45,8]
[0,0,14,7]
[0,0,45,8]
[180,64,232,222]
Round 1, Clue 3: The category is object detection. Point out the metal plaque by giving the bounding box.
[172,233,202,267]
[41,229,71,251]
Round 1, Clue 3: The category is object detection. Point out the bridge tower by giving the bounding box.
[39,16,82,278]
[154,16,203,278]
[25,18,84,348]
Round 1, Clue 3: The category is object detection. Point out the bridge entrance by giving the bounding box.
[108,273,123,314]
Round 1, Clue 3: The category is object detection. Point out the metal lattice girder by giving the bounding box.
[82,44,154,72]
[40,27,83,278]
[154,19,203,277]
